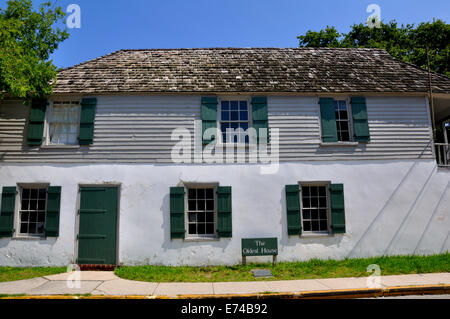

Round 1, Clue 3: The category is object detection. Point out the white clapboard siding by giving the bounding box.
[0,95,433,163]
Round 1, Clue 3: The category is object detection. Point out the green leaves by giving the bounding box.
[0,0,69,100]
[298,19,450,77]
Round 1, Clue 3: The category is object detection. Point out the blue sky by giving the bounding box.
[5,0,449,68]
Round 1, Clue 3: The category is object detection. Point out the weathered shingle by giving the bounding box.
[54,48,450,94]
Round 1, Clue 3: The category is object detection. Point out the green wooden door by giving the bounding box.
[78,187,118,265]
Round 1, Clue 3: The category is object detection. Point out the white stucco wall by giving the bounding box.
[0,159,449,266]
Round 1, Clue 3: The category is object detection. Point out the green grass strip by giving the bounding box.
[0,267,66,283]
[114,253,450,283]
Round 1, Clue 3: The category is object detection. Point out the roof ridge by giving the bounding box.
[118,47,387,51]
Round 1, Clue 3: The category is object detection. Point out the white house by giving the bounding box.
[0,48,449,267]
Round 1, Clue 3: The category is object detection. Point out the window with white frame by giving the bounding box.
[187,187,216,237]
[47,100,81,145]
[220,100,249,143]
[18,187,47,236]
[334,100,351,142]
[301,184,330,233]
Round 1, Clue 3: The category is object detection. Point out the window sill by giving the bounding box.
[12,236,46,241]
[300,232,333,238]
[320,142,359,147]
[183,237,219,242]
[40,144,80,149]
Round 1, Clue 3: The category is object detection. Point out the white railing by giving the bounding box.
[435,143,450,167]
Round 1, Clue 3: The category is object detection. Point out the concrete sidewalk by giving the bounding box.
[0,271,449,298]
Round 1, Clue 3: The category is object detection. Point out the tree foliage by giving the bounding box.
[0,0,69,100]
[298,19,450,77]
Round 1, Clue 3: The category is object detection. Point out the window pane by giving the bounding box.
[311,210,319,220]
[188,224,196,235]
[240,122,248,130]
[341,131,350,141]
[205,188,214,199]
[197,223,205,235]
[197,189,205,199]
[37,223,45,234]
[230,111,238,121]
[29,213,37,223]
[28,223,36,234]
[206,212,214,222]
[302,197,310,208]
[239,101,247,110]
[38,200,46,210]
[21,199,29,210]
[30,200,37,210]
[30,189,38,199]
[240,111,248,121]
[188,188,196,199]
[221,111,229,121]
[22,188,30,199]
[38,189,46,199]
[188,200,196,211]
[319,209,327,219]
[221,101,229,110]
[230,101,238,110]
[338,100,347,110]
[320,220,328,231]
[198,212,205,222]
[197,200,205,211]
[206,223,214,234]
[221,123,229,134]
[188,212,196,222]
[312,220,319,231]
[303,210,311,219]
[206,200,214,210]
[303,221,311,231]
[21,212,29,222]
[20,223,28,234]
[319,187,326,197]
[38,212,45,222]
[319,197,327,207]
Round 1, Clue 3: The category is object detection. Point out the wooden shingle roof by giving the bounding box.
[54,48,450,94]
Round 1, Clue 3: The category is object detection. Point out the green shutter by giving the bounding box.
[27,98,47,146]
[45,186,61,237]
[217,186,232,238]
[319,98,338,142]
[251,96,269,143]
[170,187,185,239]
[285,185,302,236]
[78,98,97,145]
[201,97,218,145]
[0,187,16,237]
[330,184,346,234]
[351,97,370,142]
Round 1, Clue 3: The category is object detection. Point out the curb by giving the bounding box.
[1,284,449,299]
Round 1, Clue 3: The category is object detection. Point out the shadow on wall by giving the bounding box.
[347,161,450,258]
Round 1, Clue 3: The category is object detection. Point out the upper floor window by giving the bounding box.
[334,100,351,142]
[220,100,249,144]
[46,100,81,145]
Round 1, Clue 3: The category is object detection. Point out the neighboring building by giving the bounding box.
[0,48,449,266]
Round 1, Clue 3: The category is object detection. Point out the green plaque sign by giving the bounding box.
[241,238,278,257]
